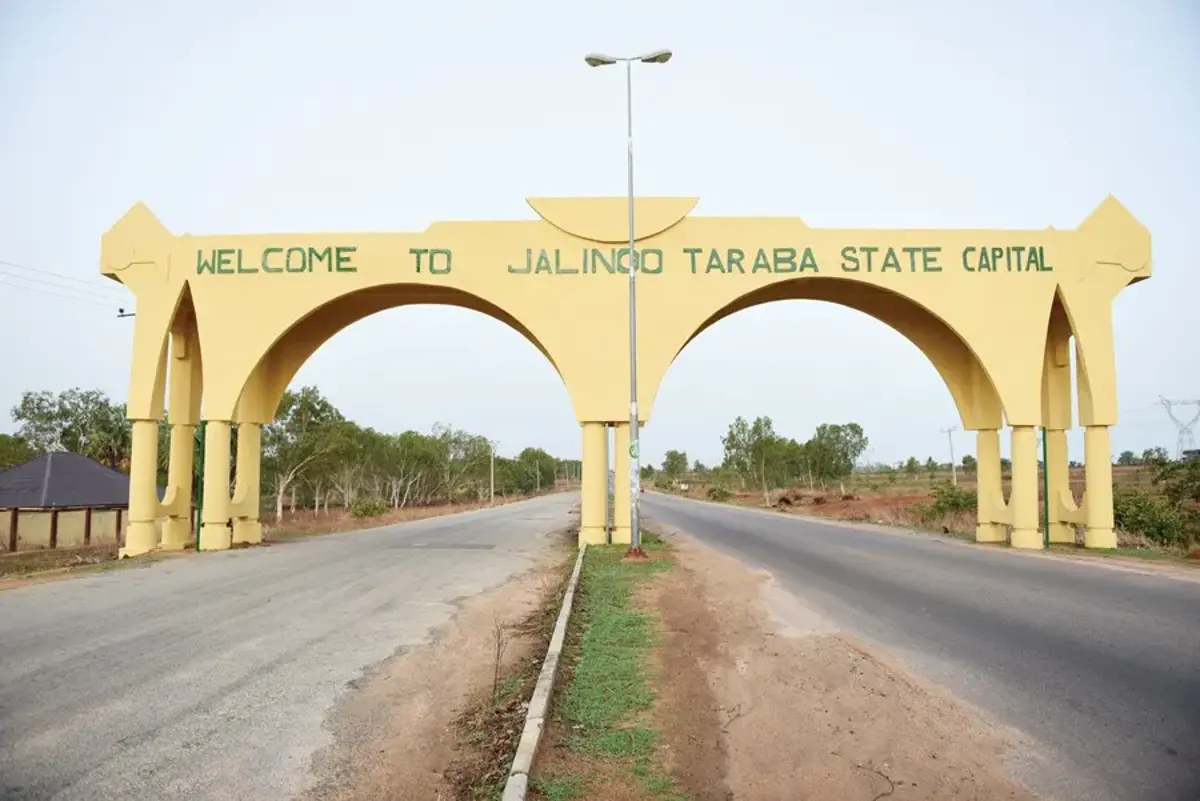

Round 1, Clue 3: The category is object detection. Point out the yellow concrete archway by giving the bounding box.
[101,194,1151,556]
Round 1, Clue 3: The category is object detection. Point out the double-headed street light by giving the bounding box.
[585,48,672,558]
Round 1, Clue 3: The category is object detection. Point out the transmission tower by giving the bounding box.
[1159,396,1200,459]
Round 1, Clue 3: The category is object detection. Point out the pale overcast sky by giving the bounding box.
[1,0,1197,468]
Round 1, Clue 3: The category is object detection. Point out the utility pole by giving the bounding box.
[1160,396,1200,459]
[940,427,958,485]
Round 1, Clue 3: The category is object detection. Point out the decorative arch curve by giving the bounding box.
[665,277,1005,431]
[233,283,565,424]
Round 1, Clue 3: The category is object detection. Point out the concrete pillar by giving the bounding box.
[160,423,196,550]
[232,423,263,545]
[580,422,608,545]
[1045,428,1075,544]
[1009,425,1043,549]
[120,419,161,558]
[1084,426,1117,549]
[974,429,1006,543]
[200,420,233,551]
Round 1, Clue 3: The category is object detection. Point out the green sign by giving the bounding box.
[196,246,358,275]
[195,242,1055,277]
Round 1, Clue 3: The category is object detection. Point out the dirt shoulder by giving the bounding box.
[531,531,1035,800]
[660,530,1038,801]
[301,527,576,801]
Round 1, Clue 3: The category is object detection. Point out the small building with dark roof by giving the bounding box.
[0,452,166,551]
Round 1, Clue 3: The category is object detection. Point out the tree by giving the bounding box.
[11,388,131,468]
[722,416,786,504]
[0,433,37,470]
[1142,446,1169,466]
[661,450,688,483]
[961,454,977,473]
[806,423,868,494]
[904,457,920,477]
[924,457,939,480]
[1117,450,1138,466]
[262,386,343,520]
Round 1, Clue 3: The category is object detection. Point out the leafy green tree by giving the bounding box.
[961,454,977,473]
[722,415,785,504]
[661,449,688,483]
[1117,450,1138,466]
[904,457,920,477]
[0,433,37,470]
[806,423,868,494]
[11,388,131,468]
[1142,446,1169,466]
[262,386,344,520]
[924,457,939,480]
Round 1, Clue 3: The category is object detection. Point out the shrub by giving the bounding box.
[928,481,977,516]
[349,496,389,518]
[707,486,731,502]
[1112,487,1192,547]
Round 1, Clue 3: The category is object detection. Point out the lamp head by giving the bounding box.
[639,49,672,64]
[584,53,619,67]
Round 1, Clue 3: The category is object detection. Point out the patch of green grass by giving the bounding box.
[544,532,680,798]
[532,774,586,801]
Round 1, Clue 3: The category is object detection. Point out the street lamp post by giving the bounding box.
[585,48,672,558]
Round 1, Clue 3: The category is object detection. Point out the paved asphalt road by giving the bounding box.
[0,493,577,801]
[643,492,1200,801]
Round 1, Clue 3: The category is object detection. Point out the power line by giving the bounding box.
[0,259,124,295]
[0,275,114,308]
[0,268,121,301]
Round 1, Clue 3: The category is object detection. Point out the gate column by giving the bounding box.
[160,423,196,550]
[231,423,263,545]
[120,419,161,558]
[1010,426,1044,549]
[200,420,234,551]
[974,429,1007,543]
[580,423,608,545]
[1083,426,1117,548]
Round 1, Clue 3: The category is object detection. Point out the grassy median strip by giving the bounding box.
[531,533,683,801]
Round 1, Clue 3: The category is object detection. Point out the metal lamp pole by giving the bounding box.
[585,48,672,558]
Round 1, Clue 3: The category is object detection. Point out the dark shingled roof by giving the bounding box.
[0,452,159,509]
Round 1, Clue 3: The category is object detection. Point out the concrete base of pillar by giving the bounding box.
[975,523,1006,543]
[199,523,232,552]
[120,521,158,558]
[1048,522,1076,545]
[1084,526,1117,549]
[1011,528,1045,550]
[611,525,632,545]
[232,520,263,545]
[160,518,192,551]
[579,526,607,545]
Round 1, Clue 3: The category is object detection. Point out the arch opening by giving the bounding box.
[233,283,566,425]
[664,277,1005,433]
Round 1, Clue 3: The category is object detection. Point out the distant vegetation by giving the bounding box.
[647,416,1200,551]
[4,387,578,520]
